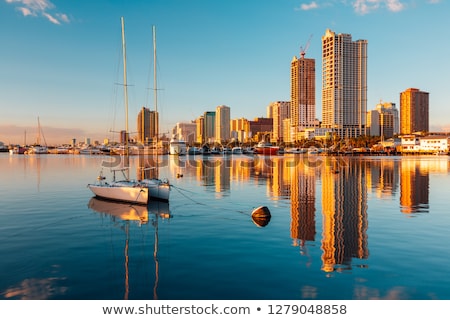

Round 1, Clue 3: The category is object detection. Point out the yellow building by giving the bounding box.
[400,88,429,135]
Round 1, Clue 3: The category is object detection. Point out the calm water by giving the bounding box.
[1,152,450,300]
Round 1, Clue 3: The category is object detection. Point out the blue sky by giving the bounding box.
[0,0,448,145]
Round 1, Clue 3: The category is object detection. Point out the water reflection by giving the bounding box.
[321,159,369,272]
[164,155,448,273]
[88,198,171,299]
[400,159,429,214]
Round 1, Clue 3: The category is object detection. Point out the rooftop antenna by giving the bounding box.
[300,34,313,58]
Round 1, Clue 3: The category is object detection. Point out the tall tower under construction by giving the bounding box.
[290,44,316,141]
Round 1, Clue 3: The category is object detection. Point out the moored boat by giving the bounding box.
[169,137,187,155]
[254,141,279,155]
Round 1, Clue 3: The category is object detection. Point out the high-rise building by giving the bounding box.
[376,102,399,135]
[367,102,398,138]
[215,105,230,143]
[291,51,315,139]
[400,88,429,135]
[137,106,158,144]
[321,29,368,138]
[196,116,204,144]
[203,111,216,144]
[268,101,290,143]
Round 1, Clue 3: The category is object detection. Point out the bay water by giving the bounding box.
[1,153,449,300]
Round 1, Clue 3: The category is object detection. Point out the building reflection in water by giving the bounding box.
[287,157,317,262]
[142,152,445,269]
[400,158,429,214]
[366,159,399,198]
[320,158,369,273]
[163,155,450,274]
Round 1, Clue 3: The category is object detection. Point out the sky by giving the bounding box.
[1,0,449,145]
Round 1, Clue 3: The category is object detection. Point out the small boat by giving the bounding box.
[254,141,279,155]
[187,146,203,155]
[169,137,187,155]
[29,145,48,154]
[231,146,243,154]
[140,177,171,202]
[284,147,306,154]
[210,146,222,155]
[79,147,103,155]
[9,145,27,154]
[308,147,319,155]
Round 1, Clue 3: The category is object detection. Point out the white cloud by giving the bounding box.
[300,1,319,10]
[5,0,70,24]
[353,0,405,15]
[385,0,405,12]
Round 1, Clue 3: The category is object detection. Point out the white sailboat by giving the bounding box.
[139,25,171,202]
[29,117,48,154]
[88,17,150,205]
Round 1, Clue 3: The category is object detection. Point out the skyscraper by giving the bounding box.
[215,105,230,143]
[321,29,368,138]
[291,51,315,140]
[137,106,158,144]
[203,111,216,144]
[400,88,429,135]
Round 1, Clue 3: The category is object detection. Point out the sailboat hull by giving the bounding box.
[141,179,171,202]
[88,184,149,204]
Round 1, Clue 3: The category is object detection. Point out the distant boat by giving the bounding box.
[79,146,103,155]
[254,140,279,155]
[210,146,222,155]
[231,146,243,154]
[0,143,9,153]
[169,137,187,155]
[187,146,203,155]
[88,17,150,205]
[9,145,27,154]
[284,147,306,154]
[28,117,48,154]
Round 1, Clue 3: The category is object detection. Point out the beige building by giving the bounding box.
[321,29,368,138]
[268,101,290,143]
[367,102,397,138]
[215,105,230,143]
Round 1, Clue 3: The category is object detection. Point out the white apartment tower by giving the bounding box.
[321,29,368,138]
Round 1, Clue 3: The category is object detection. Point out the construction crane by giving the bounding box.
[300,34,313,58]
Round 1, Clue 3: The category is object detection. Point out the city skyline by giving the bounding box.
[1,0,449,145]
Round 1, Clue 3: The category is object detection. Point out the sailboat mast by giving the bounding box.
[153,25,157,117]
[121,17,129,160]
[37,117,41,145]
[121,17,130,178]
[152,25,160,157]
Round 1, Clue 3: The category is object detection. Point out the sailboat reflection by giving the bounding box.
[88,197,171,299]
